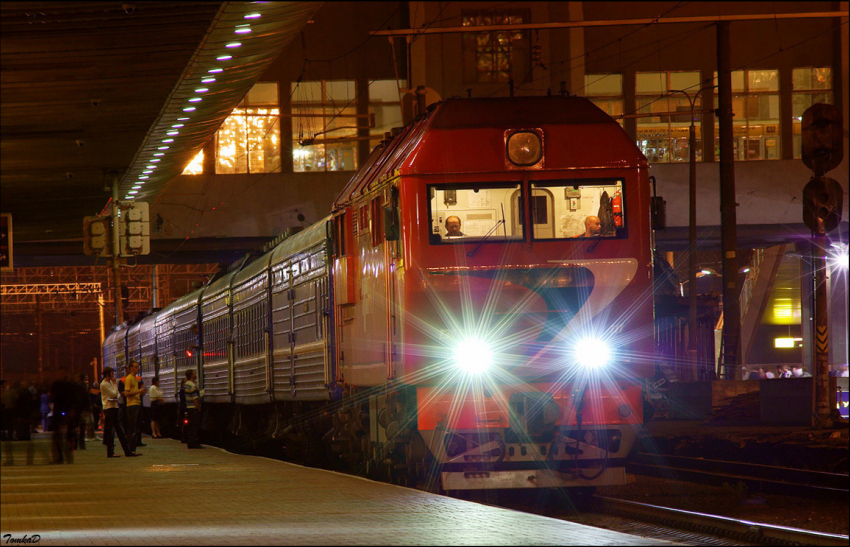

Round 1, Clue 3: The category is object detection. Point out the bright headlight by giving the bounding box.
[452,339,492,374]
[575,337,610,369]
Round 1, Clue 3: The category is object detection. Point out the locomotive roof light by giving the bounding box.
[506,130,543,167]
[574,337,610,369]
[452,338,493,375]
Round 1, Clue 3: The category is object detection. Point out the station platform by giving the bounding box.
[1,433,679,546]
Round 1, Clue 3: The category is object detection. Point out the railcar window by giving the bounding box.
[529,179,625,240]
[428,183,523,244]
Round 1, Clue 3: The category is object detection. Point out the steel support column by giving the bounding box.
[716,21,741,380]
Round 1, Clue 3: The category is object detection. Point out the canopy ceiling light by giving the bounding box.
[117,1,321,201]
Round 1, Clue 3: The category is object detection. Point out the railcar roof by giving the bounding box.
[429,96,616,128]
[270,215,331,267]
[333,96,631,210]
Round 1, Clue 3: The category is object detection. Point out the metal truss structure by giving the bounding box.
[1,264,221,315]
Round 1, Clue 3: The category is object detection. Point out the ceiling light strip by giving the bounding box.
[117,1,321,200]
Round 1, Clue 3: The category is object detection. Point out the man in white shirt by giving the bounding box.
[100,367,137,458]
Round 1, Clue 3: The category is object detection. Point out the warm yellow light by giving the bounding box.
[182,150,204,175]
[772,298,794,320]
[774,337,802,348]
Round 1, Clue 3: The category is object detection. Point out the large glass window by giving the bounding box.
[292,80,359,172]
[713,69,780,160]
[792,67,833,159]
[530,180,625,240]
[182,83,280,175]
[216,82,281,174]
[428,183,524,244]
[291,79,405,172]
[367,79,405,150]
[635,71,703,163]
[461,9,530,83]
[584,74,623,127]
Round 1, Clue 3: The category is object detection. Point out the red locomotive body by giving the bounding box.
[331,96,655,491]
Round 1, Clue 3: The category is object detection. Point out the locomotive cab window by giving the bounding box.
[428,183,524,244]
[529,179,625,240]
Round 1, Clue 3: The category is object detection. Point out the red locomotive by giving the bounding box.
[105,95,656,492]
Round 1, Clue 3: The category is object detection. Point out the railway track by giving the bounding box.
[627,452,849,499]
[588,495,850,546]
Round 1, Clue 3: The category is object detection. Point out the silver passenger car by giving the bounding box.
[172,289,203,398]
[200,270,237,404]
[270,220,333,401]
[231,253,272,405]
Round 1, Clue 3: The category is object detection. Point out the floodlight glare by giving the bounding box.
[575,337,610,369]
[452,339,492,374]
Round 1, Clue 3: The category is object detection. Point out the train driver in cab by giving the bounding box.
[574,215,603,238]
[444,216,465,238]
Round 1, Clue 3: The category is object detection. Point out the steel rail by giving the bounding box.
[628,452,849,498]
[592,495,850,546]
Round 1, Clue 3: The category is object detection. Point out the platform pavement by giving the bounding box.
[1,433,681,546]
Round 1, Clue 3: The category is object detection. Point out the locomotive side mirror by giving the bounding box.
[383,205,399,241]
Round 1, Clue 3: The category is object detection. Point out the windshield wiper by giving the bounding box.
[467,204,507,258]
[586,235,603,253]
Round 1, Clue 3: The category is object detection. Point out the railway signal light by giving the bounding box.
[118,201,150,256]
[83,216,112,256]
[801,103,843,176]
[802,176,843,233]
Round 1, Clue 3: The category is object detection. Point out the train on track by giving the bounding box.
[104,94,660,492]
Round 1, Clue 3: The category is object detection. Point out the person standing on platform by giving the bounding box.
[791,365,812,378]
[90,381,102,437]
[50,372,76,464]
[121,361,146,455]
[2,379,18,441]
[148,376,164,438]
[178,376,188,443]
[39,387,51,433]
[73,374,91,450]
[14,382,34,442]
[100,367,136,458]
[184,370,203,449]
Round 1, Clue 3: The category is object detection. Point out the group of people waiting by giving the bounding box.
[1,363,204,464]
[99,363,204,458]
[743,364,849,380]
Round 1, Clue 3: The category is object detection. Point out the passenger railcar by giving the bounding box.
[104,95,656,492]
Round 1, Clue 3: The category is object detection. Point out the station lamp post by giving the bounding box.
[670,85,714,380]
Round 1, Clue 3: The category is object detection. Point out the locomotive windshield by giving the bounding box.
[428,183,523,244]
[529,179,625,240]
[427,179,625,244]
